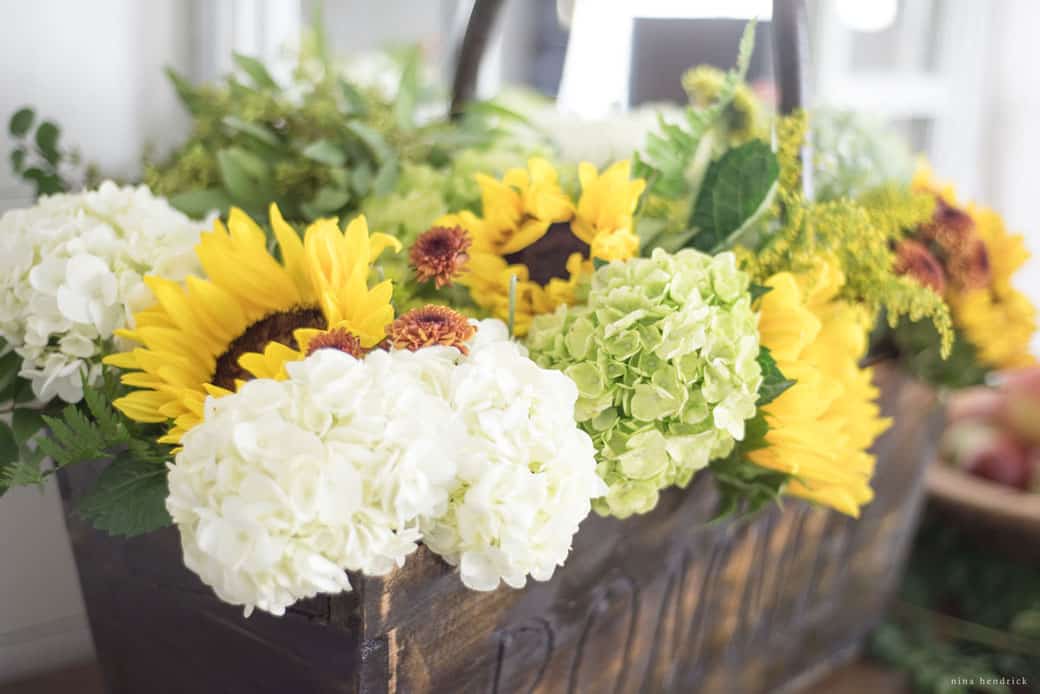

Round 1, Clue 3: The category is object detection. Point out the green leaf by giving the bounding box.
[14,380,36,404]
[351,161,373,195]
[222,116,280,146]
[78,455,172,537]
[10,148,26,174]
[371,157,399,196]
[35,121,61,165]
[689,139,778,252]
[338,80,368,117]
[304,186,351,215]
[346,122,392,162]
[165,68,205,115]
[748,283,772,302]
[217,147,273,208]
[0,351,21,397]
[300,139,347,167]
[0,422,17,466]
[394,47,420,130]
[9,107,34,137]
[12,409,45,445]
[232,53,278,89]
[755,347,795,406]
[22,167,65,196]
[169,188,232,219]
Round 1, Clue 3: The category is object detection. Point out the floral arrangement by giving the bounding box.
[887,166,1038,385]
[2,20,1021,617]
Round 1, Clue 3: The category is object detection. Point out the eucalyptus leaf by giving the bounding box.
[301,139,347,167]
[35,121,61,164]
[394,47,420,130]
[371,158,399,196]
[22,167,65,196]
[165,67,205,115]
[9,148,25,174]
[346,122,392,161]
[217,147,273,208]
[338,80,368,116]
[9,107,35,137]
[232,53,278,89]
[222,116,280,146]
[689,139,778,253]
[351,161,373,195]
[305,185,351,215]
[169,189,232,219]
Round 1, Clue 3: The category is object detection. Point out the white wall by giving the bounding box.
[0,0,193,683]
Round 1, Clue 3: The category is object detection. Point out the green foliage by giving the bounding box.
[887,316,988,388]
[709,347,795,519]
[7,106,72,197]
[739,114,954,357]
[634,20,756,200]
[688,139,778,253]
[145,21,511,226]
[78,453,171,537]
[753,347,795,406]
[871,519,1040,693]
[1,368,174,537]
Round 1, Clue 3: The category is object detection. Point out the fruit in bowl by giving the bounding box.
[941,367,1040,492]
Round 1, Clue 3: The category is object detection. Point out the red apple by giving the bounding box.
[946,387,1004,424]
[964,436,1031,490]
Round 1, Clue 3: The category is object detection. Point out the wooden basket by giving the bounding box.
[57,363,940,693]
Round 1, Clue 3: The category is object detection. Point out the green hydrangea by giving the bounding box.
[527,248,762,518]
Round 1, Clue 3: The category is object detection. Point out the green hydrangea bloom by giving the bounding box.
[527,248,762,518]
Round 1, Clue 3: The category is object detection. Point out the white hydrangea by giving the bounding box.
[0,182,204,402]
[421,320,607,592]
[167,319,604,613]
[167,348,463,616]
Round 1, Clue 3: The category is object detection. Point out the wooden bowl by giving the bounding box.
[926,462,1040,559]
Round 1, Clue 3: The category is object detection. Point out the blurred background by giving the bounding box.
[1,0,1037,686]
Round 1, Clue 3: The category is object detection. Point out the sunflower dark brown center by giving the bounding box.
[503,221,589,285]
[212,306,326,391]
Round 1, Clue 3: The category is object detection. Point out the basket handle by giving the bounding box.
[449,0,810,190]
[450,0,808,114]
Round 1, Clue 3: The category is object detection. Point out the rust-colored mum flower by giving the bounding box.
[306,328,365,359]
[387,305,476,354]
[921,198,991,290]
[895,239,947,294]
[410,226,471,288]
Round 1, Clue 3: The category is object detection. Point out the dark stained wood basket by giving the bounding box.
[57,363,940,693]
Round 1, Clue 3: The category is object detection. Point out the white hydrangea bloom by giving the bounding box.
[168,319,603,612]
[422,319,607,592]
[0,182,204,402]
[167,348,463,617]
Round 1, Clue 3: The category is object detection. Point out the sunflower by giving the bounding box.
[443,157,645,335]
[749,260,890,517]
[913,164,1037,369]
[105,205,400,443]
